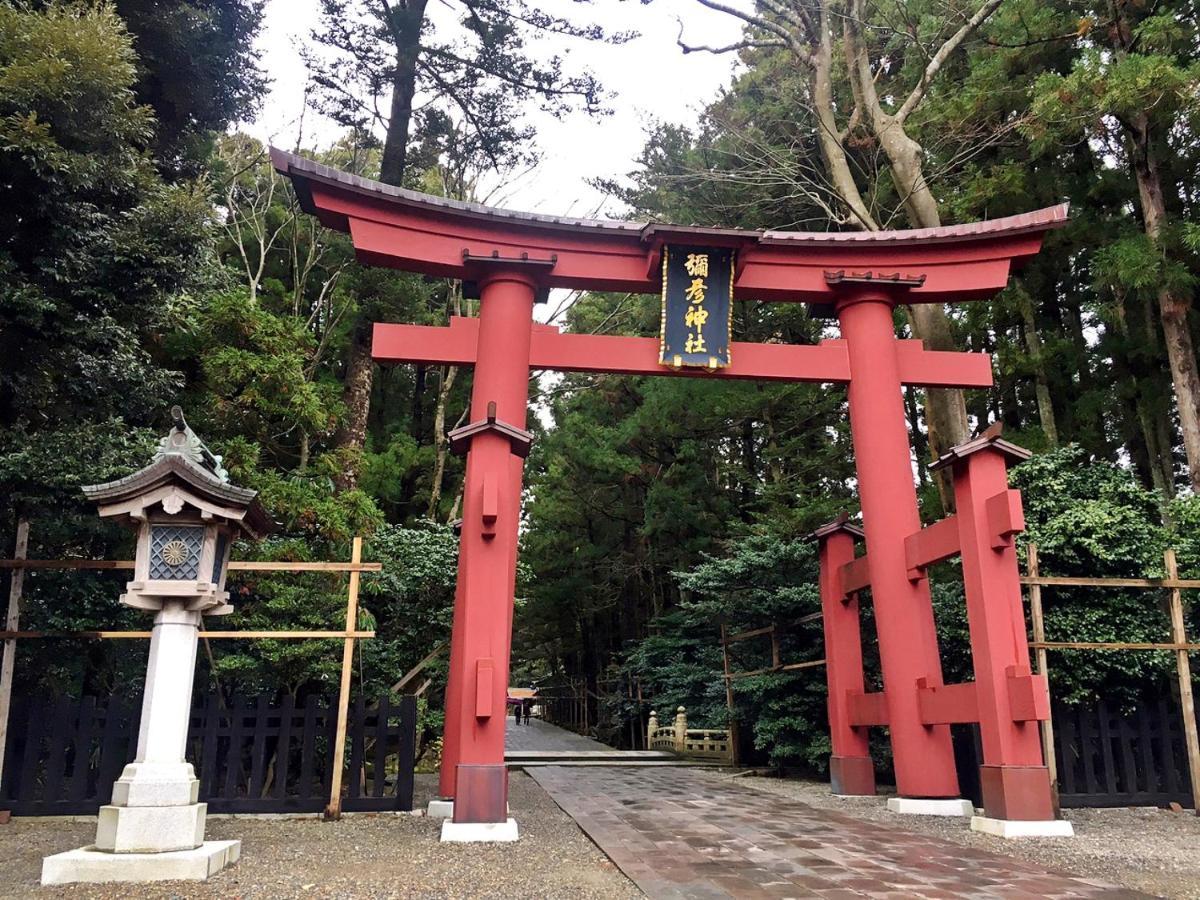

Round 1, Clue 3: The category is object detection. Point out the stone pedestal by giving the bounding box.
[42,603,239,885]
[887,797,975,817]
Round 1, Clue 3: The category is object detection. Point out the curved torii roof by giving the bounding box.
[271,148,1067,304]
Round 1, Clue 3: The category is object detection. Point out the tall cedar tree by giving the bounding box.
[1027,1,1200,491]
[660,0,1021,506]
[305,0,629,488]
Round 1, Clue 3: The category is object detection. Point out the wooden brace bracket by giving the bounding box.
[985,489,1025,550]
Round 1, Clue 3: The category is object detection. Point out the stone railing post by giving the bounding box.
[674,706,687,752]
[647,710,658,746]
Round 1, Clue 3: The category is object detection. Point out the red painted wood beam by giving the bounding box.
[274,148,1066,305]
[371,319,994,389]
[916,680,979,725]
[847,691,889,727]
[1006,667,1051,722]
[839,555,872,597]
[903,515,961,581]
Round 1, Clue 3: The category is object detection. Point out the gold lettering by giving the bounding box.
[684,253,710,278]
[685,278,707,304]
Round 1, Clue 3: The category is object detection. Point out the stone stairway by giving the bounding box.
[504,718,724,767]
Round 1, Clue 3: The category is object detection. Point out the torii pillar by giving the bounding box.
[835,281,965,811]
[436,262,544,842]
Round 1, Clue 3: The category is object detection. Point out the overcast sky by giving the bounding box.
[249,0,745,219]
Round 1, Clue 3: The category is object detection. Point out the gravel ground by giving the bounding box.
[719,770,1200,899]
[0,774,640,900]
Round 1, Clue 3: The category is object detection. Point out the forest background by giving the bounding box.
[2,0,1200,773]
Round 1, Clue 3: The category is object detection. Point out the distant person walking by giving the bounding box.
[522,701,532,725]
[512,701,522,725]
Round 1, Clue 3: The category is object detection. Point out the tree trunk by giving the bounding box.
[426,365,460,518]
[334,321,374,491]
[841,11,968,504]
[1018,289,1059,447]
[378,0,427,187]
[1129,119,1200,491]
[333,0,428,487]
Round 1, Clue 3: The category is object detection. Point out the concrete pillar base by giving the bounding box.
[109,762,200,807]
[41,840,240,885]
[970,815,1074,838]
[830,755,875,796]
[427,800,454,819]
[887,797,974,817]
[440,818,519,843]
[96,802,206,853]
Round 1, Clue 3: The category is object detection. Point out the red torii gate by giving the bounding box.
[273,149,1069,839]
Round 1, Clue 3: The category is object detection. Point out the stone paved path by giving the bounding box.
[506,716,614,752]
[528,765,1148,900]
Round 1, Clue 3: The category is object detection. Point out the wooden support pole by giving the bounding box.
[325,536,363,820]
[0,517,29,790]
[1027,544,1058,795]
[0,559,381,572]
[0,630,376,640]
[721,624,739,767]
[1165,549,1200,813]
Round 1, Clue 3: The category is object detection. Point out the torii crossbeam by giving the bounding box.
[274,148,1068,840]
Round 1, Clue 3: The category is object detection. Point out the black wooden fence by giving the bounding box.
[953,698,1197,809]
[0,692,415,816]
[1053,698,1195,808]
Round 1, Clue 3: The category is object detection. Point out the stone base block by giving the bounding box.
[830,755,875,796]
[109,762,200,807]
[887,797,975,817]
[96,802,206,853]
[970,815,1074,838]
[440,818,519,843]
[41,840,240,885]
[980,764,1056,822]
[427,800,454,819]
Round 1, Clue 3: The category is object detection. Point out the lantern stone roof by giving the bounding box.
[83,408,272,537]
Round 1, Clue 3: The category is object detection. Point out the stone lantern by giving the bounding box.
[42,408,270,885]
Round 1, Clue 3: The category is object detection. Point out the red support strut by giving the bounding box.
[935,430,1056,822]
[812,516,875,796]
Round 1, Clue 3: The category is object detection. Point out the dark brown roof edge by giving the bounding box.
[271,148,1069,250]
[807,512,866,542]
[929,423,1033,472]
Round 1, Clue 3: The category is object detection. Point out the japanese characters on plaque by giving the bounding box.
[658,246,734,369]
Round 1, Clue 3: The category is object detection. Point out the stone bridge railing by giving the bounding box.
[647,707,733,763]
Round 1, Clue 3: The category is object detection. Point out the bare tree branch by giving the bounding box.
[895,0,1005,124]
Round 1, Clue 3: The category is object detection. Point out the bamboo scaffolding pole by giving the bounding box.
[325,536,363,820]
[1026,545,1058,793]
[1165,549,1200,809]
[0,630,375,640]
[0,517,29,791]
[0,559,380,572]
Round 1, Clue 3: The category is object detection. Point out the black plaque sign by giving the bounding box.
[658,246,734,369]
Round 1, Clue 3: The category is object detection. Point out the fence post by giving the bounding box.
[324,536,363,820]
[721,623,740,767]
[1027,544,1059,797]
[1165,549,1200,813]
[0,517,29,791]
[674,706,687,752]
